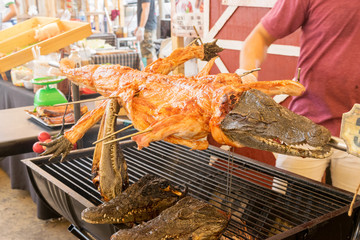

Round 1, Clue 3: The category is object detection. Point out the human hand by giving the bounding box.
[235,68,258,84]
[135,27,144,42]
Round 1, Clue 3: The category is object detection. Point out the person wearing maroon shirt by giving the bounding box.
[237,0,360,193]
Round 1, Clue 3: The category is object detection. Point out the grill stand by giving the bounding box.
[68,224,92,240]
[23,141,360,240]
[351,213,360,240]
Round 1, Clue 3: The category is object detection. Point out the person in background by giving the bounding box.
[237,0,360,193]
[0,0,18,30]
[134,0,157,66]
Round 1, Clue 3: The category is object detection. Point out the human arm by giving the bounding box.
[238,23,277,81]
[2,2,18,23]
[135,2,151,41]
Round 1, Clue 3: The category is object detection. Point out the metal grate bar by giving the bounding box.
[41,158,102,205]
[154,142,350,208]
[75,156,93,170]
[125,157,268,239]
[125,148,292,235]
[208,159,337,216]
[203,146,350,207]
[43,164,101,202]
[62,161,93,183]
[141,143,329,219]
[123,146,297,237]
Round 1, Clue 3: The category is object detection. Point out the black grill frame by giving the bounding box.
[23,140,360,240]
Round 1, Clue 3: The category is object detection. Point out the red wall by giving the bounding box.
[209,3,300,81]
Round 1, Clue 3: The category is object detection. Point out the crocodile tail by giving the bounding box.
[59,58,99,91]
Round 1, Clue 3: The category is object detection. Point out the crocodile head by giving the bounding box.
[221,89,332,158]
[111,196,230,240]
[81,174,187,224]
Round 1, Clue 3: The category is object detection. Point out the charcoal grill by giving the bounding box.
[23,140,360,240]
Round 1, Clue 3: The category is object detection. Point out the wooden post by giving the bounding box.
[104,0,113,33]
[45,0,50,16]
[94,0,100,31]
[1,73,8,81]
[76,0,82,12]
[85,0,91,23]
[48,0,56,18]
[170,0,185,75]
[24,0,29,15]
[118,0,125,27]
[171,36,184,74]
[60,0,65,11]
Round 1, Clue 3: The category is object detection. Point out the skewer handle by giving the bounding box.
[328,137,347,152]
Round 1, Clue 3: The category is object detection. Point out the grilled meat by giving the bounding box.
[36,105,75,117]
[42,113,75,125]
[26,105,88,125]
[81,174,187,224]
[111,196,230,240]
[41,40,332,162]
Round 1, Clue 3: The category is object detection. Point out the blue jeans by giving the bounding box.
[10,18,17,25]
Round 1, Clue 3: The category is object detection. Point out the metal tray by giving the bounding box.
[25,111,74,128]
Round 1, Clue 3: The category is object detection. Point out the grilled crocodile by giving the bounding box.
[81,174,187,224]
[111,196,230,240]
[41,40,332,163]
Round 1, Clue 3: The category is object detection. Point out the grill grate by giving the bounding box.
[38,141,356,240]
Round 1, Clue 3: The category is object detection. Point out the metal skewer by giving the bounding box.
[238,68,261,77]
[103,129,152,145]
[93,124,134,145]
[193,26,203,45]
[53,96,118,107]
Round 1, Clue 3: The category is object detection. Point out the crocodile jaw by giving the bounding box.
[82,174,187,224]
[221,89,332,158]
[93,99,129,201]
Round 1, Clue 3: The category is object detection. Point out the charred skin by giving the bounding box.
[202,39,224,61]
[81,174,187,224]
[221,89,332,158]
[92,99,129,201]
[111,196,230,240]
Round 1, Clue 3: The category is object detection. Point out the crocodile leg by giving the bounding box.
[144,40,223,75]
[93,99,129,201]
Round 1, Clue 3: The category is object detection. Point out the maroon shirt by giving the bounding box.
[262,0,360,136]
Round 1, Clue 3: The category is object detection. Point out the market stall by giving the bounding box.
[2,1,360,239]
